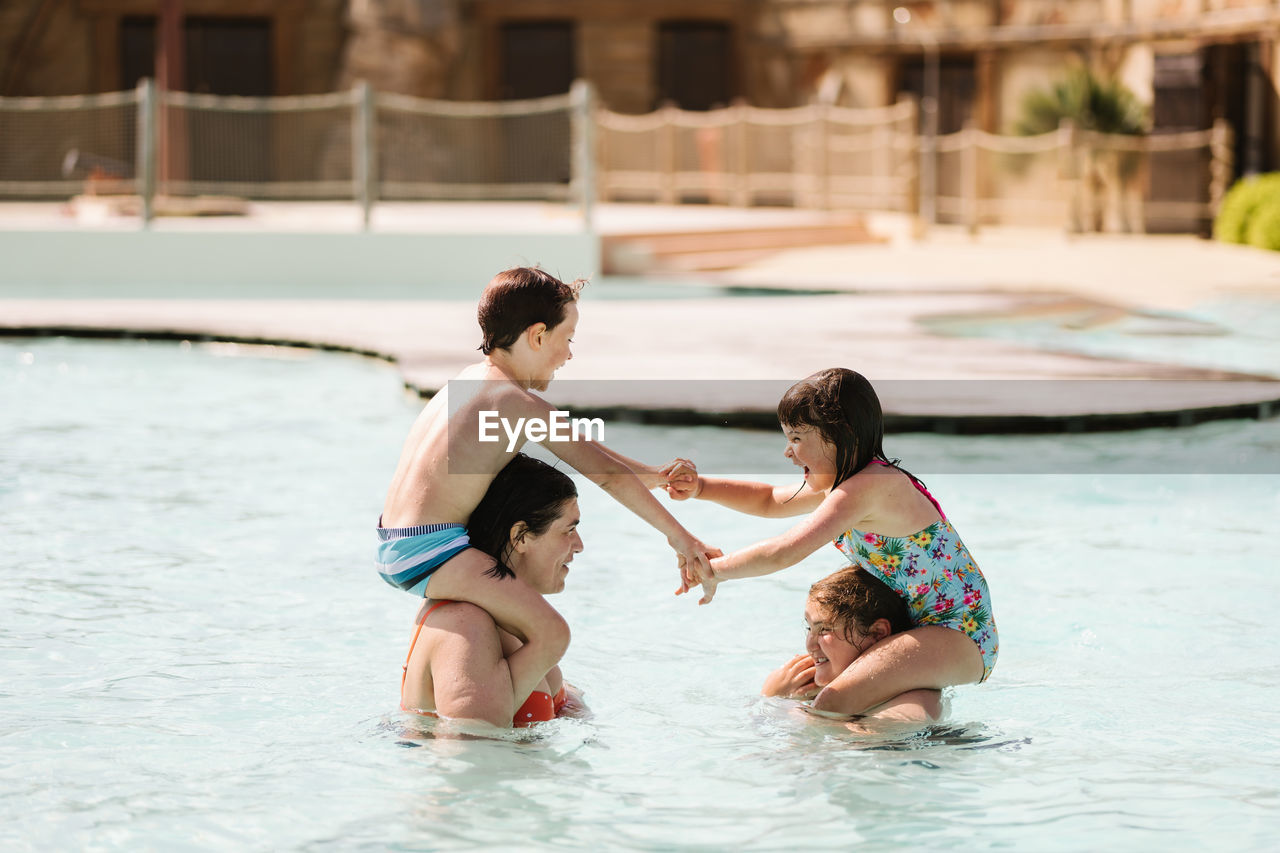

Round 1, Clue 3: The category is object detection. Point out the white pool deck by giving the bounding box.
[2,200,1279,427]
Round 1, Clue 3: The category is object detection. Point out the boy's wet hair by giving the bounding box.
[777,367,889,487]
[809,567,912,644]
[477,267,585,355]
[467,453,578,580]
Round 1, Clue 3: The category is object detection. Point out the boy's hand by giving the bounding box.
[670,534,720,596]
[659,459,702,501]
[761,654,819,699]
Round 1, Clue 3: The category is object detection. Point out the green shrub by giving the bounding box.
[1244,194,1280,251]
[1213,173,1280,244]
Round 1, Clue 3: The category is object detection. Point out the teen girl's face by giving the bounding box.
[803,599,869,687]
[513,498,582,595]
[782,423,838,491]
[532,302,578,391]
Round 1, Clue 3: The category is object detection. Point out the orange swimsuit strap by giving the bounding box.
[401,600,567,726]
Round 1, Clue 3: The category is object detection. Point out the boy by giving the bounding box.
[378,267,717,686]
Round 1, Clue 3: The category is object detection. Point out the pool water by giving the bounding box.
[929,296,1280,379]
[3,339,1279,849]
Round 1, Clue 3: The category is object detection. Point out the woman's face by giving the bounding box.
[782,423,838,491]
[511,498,582,595]
[803,598,870,687]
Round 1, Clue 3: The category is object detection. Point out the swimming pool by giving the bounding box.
[927,296,1280,380]
[3,338,1278,849]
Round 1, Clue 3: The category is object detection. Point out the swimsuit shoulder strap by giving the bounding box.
[868,459,946,521]
[401,599,455,699]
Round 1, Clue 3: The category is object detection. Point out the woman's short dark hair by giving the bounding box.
[477,267,584,355]
[809,567,912,644]
[467,453,578,580]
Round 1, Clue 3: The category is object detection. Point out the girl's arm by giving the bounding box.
[697,485,865,604]
[589,443,667,490]
[686,475,826,518]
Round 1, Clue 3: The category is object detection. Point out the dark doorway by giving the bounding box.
[499,21,575,100]
[120,17,272,95]
[120,17,274,189]
[896,56,977,135]
[1204,42,1272,178]
[657,21,733,110]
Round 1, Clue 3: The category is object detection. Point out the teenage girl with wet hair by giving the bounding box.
[665,367,997,716]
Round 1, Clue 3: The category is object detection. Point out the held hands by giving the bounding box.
[658,458,702,501]
[761,654,819,700]
[671,534,722,602]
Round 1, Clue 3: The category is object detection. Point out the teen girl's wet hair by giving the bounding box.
[777,367,894,487]
[477,267,585,355]
[809,567,912,644]
[467,453,578,580]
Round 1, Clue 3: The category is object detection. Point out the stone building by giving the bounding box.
[2,1,1276,178]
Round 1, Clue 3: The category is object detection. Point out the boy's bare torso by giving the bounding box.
[381,362,527,528]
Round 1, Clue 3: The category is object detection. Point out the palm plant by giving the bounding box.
[1015,67,1149,231]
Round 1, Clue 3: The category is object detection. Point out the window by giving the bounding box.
[657,22,732,111]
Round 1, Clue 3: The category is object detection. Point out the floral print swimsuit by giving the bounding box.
[832,465,998,681]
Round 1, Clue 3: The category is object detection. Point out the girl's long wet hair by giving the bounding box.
[777,367,924,491]
[467,453,577,580]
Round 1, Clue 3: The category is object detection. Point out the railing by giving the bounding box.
[0,80,1234,234]
[0,80,596,229]
[933,120,1234,233]
[596,99,919,212]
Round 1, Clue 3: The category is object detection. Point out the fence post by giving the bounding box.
[901,96,919,217]
[816,103,831,209]
[1208,117,1234,217]
[962,122,979,236]
[353,81,376,230]
[136,78,156,227]
[660,105,677,204]
[733,102,749,207]
[1059,119,1083,234]
[570,79,596,233]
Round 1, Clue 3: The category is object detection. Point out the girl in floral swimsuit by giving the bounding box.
[666,367,997,716]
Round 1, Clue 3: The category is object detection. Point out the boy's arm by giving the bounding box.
[589,442,666,490]
[550,437,718,584]
[498,389,718,585]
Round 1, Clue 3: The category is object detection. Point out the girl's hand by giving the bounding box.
[761,654,819,699]
[659,459,702,501]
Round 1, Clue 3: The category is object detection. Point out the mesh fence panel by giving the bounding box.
[377,93,573,201]
[823,102,917,211]
[597,101,917,209]
[0,91,139,198]
[159,90,355,199]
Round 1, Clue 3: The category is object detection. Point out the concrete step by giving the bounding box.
[602,218,880,274]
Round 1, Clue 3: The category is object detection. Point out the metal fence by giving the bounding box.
[0,80,1233,234]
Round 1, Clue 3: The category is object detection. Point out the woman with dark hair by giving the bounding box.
[762,568,943,725]
[400,453,586,728]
